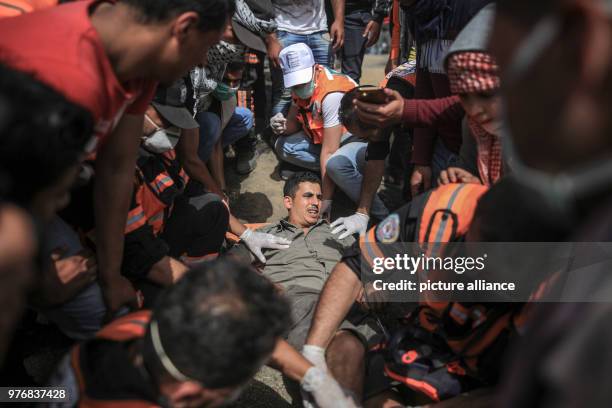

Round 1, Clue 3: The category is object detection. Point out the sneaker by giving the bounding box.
[235,148,259,175]
[279,162,307,181]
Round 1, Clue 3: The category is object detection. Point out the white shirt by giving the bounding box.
[273,0,328,35]
[321,91,344,128]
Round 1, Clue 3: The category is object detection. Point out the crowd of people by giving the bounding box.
[1,0,612,407]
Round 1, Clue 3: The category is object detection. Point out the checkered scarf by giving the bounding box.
[447,52,502,185]
[469,117,502,185]
[446,51,499,94]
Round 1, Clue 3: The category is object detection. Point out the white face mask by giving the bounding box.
[143,115,181,154]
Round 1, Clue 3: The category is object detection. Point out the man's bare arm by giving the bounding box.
[176,128,224,197]
[357,159,385,215]
[321,125,343,201]
[95,114,142,314]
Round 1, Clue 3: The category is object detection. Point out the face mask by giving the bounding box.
[143,115,181,154]
[500,14,612,220]
[293,79,315,100]
[213,82,239,101]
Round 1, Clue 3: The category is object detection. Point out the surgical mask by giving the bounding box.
[143,115,181,154]
[293,79,315,100]
[500,13,612,220]
[213,82,239,101]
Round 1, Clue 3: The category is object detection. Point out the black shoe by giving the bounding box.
[236,148,259,174]
[279,162,306,181]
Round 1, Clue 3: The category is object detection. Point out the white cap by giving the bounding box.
[279,43,315,88]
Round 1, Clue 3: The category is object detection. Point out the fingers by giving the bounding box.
[448,168,458,183]
[438,170,450,185]
[338,229,353,240]
[253,248,266,264]
[331,29,344,50]
[330,218,343,229]
[331,223,347,235]
[272,236,292,245]
[270,55,280,69]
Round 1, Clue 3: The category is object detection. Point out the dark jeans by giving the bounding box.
[162,189,229,260]
[341,10,372,84]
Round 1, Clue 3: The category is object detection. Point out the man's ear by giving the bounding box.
[172,12,200,42]
[283,196,293,211]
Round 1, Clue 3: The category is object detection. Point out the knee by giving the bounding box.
[326,153,354,182]
[237,107,254,129]
[328,330,366,360]
[274,136,292,158]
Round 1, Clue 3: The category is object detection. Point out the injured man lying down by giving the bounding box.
[229,171,379,349]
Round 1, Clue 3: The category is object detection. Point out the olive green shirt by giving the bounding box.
[233,219,355,293]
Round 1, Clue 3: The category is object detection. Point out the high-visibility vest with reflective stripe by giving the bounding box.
[70,311,157,408]
[125,150,187,236]
[293,64,356,145]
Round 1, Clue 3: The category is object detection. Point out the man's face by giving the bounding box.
[490,7,612,172]
[156,14,228,84]
[223,69,243,88]
[284,182,322,227]
[458,92,503,136]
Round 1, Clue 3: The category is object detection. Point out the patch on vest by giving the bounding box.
[311,100,322,121]
[376,213,400,243]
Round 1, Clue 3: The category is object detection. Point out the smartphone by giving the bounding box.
[356,85,387,104]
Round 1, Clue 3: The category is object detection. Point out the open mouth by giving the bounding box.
[307,207,319,216]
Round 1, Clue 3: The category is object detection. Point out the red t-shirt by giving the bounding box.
[0,0,157,150]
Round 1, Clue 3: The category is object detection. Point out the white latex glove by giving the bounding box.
[270,112,287,135]
[301,367,359,408]
[302,344,328,371]
[330,212,370,239]
[320,200,333,221]
[240,228,292,263]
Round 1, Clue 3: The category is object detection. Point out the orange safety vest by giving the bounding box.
[293,64,356,144]
[0,0,56,18]
[70,311,159,408]
[358,184,527,401]
[125,150,188,236]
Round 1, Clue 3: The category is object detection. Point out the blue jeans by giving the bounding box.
[196,107,254,162]
[275,132,389,219]
[271,30,332,116]
[326,142,389,220]
[341,11,372,83]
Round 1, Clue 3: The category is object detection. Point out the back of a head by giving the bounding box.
[469,176,571,242]
[0,64,93,206]
[146,259,291,388]
[283,171,321,198]
[120,0,236,32]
